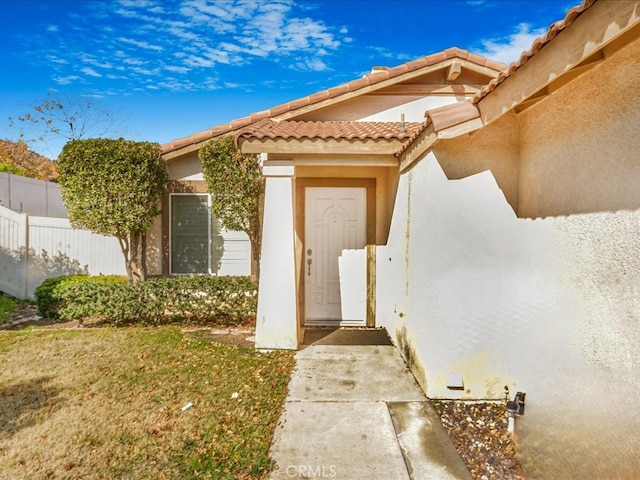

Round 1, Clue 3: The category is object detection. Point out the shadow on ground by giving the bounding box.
[0,376,63,440]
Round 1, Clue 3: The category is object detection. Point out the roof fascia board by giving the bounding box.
[163,128,243,160]
[370,84,485,96]
[435,117,484,139]
[292,156,398,167]
[163,145,200,160]
[398,125,438,173]
[513,51,606,114]
[238,137,407,155]
[395,116,482,172]
[478,0,640,126]
[275,60,488,121]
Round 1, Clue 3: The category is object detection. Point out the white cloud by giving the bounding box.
[47,25,59,33]
[38,0,348,94]
[118,37,164,52]
[291,57,329,72]
[184,55,215,68]
[81,67,102,77]
[165,65,191,74]
[47,55,68,65]
[123,58,146,66]
[476,23,547,65]
[131,66,160,76]
[54,75,81,85]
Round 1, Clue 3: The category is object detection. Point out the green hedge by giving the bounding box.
[35,275,258,325]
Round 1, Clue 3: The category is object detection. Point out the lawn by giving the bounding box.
[0,327,295,480]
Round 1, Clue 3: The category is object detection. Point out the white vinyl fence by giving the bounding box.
[0,172,67,217]
[0,205,126,299]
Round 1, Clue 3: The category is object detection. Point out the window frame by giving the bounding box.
[169,192,214,275]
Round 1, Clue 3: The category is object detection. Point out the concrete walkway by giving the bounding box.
[267,329,471,480]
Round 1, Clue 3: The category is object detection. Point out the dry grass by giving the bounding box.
[0,327,295,479]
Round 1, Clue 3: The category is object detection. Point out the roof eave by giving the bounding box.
[476,0,640,126]
[238,137,409,156]
[161,48,505,158]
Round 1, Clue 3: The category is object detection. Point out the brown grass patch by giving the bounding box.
[0,327,294,479]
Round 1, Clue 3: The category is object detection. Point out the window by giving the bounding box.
[170,194,223,274]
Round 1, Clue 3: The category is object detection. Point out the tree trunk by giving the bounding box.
[117,235,133,282]
[129,232,143,282]
[141,232,147,280]
[118,232,145,282]
[250,238,260,280]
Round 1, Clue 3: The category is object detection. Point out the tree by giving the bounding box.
[57,138,168,282]
[200,136,264,278]
[0,139,57,181]
[8,93,123,158]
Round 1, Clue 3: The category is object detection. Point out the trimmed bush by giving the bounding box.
[34,275,127,319]
[34,275,258,326]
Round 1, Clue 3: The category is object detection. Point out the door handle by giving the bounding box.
[307,258,312,276]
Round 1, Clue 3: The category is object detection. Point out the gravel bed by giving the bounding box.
[431,400,527,480]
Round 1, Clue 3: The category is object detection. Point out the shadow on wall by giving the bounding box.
[0,246,88,297]
[379,152,640,400]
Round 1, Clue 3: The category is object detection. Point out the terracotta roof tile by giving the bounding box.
[474,0,596,103]
[161,47,504,155]
[237,119,425,143]
[426,101,480,132]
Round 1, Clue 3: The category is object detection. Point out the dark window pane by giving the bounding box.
[171,195,209,274]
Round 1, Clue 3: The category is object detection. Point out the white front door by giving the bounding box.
[304,187,366,324]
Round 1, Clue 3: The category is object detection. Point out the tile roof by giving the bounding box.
[161,47,504,155]
[425,101,480,132]
[473,0,597,103]
[393,101,482,158]
[236,119,425,143]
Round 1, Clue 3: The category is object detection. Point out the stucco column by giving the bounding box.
[255,160,298,350]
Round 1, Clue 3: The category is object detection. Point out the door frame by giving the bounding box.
[296,178,377,327]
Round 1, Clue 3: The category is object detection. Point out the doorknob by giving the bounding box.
[307,258,312,276]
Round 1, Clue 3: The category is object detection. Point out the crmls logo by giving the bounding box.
[285,465,337,478]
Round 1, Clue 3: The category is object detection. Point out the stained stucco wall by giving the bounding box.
[376,35,640,410]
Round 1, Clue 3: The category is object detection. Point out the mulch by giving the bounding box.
[431,400,527,480]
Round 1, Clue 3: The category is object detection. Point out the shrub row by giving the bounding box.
[35,275,258,325]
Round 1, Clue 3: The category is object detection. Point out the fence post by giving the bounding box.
[23,212,29,299]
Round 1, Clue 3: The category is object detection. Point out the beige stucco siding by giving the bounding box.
[375,34,640,477]
[518,35,640,218]
[431,112,520,212]
[167,151,203,181]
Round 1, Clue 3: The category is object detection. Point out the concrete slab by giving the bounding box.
[388,402,473,480]
[268,401,409,480]
[287,345,426,402]
[267,335,472,479]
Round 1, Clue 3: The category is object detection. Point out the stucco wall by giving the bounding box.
[432,112,520,211]
[378,155,551,399]
[377,36,640,401]
[166,151,204,181]
[519,35,640,217]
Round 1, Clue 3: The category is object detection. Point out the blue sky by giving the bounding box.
[0,0,576,158]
